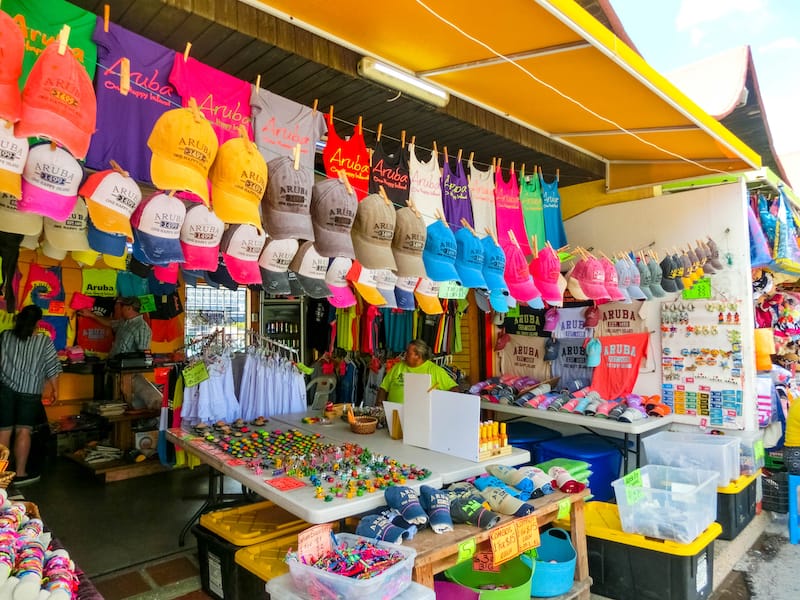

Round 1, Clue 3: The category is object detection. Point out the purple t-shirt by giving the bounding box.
[441,158,473,231]
[85,19,177,182]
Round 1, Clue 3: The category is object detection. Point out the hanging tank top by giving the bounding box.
[408,142,444,226]
[519,172,546,252]
[540,174,568,248]
[368,140,410,206]
[468,159,496,239]
[323,114,370,200]
[441,157,473,231]
[494,166,531,255]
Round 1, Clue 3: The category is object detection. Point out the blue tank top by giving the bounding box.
[442,158,473,231]
[540,174,567,248]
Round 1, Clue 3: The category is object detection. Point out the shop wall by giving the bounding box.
[563,181,759,431]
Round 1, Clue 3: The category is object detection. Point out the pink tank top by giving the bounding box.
[494,166,531,255]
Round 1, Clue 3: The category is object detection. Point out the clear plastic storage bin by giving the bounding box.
[729,430,765,476]
[642,431,740,484]
[286,532,416,599]
[611,465,719,543]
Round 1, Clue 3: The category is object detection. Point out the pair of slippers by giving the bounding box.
[355,485,455,543]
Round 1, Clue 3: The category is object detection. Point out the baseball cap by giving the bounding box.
[311,178,357,258]
[414,277,443,315]
[19,143,82,222]
[102,248,128,270]
[394,276,418,310]
[43,197,90,251]
[481,236,508,293]
[289,240,331,298]
[88,217,127,257]
[706,237,725,270]
[375,269,398,308]
[16,44,96,159]
[130,192,187,265]
[40,239,66,260]
[71,249,99,266]
[79,169,142,239]
[325,256,357,308]
[423,220,459,282]
[153,262,180,285]
[613,259,632,303]
[530,246,563,305]
[179,204,224,271]
[601,257,626,302]
[262,156,314,241]
[575,257,611,302]
[636,259,653,300]
[206,258,239,291]
[147,102,218,205]
[670,254,685,291]
[210,136,267,229]
[647,257,667,297]
[392,207,427,277]
[543,307,559,332]
[0,120,28,198]
[0,11,24,122]
[679,252,694,289]
[584,337,602,367]
[584,305,600,328]
[566,261,589,301]
[0,193,42,236]
[351,193,397,270]
[503,243,541,303]
[474,289,508,313]
[544,337,560,361]
[347,260,386,306]
[259,237,298,295]
[659,255,679,293]
[454,227,486,288]
[626,257,648,301]
[19,233,38,250]
[221,224,266,285]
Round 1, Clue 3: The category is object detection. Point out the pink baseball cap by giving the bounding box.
[566,261,589,301]
[180,204,224,271]
[575,258,611,302]
[503,243,541,304]
[530,246,563,305]
[221,224,266,285]
[0,11,24,123]
[153,262,180,285]
[19,143,82,221]
[543,307,560,332]
[325,256,357,308]
[601,257,627,302]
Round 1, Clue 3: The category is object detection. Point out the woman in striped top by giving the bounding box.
[0,305,62,486]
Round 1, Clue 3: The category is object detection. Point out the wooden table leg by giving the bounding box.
[570,498,589,583]
[412,562,435,589]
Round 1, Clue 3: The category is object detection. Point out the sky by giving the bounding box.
[610,0,800,156]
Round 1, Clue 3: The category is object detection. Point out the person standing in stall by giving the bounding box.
[78,296,152,358]
[375,339,458,406]
[0,306,62,486]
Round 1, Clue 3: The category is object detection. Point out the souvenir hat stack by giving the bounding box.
[659,255,679,293]
[210,135,267,229]
[530,246,564,306]
[79,167,142,240]
[670,253,685,291]
[19,144,82,222]
[636,258,653,300]
[566,260,589,301]
[0,193,41,236]
[705,237,725,270]
[454,226,486,288]
[262,156,314,240]
[311,178,357,258]
[623,257,648,300]
[42,197,91,260]
[347,260,386,306]
[394,276,419,311]
[414,278,443,315]
[573,256,611,302]
[423,220,459,282]
[289,240,331,298]
[325,256,357,308]
[601,257,626,302]
[221,224,266,285]
[0,121,29,199]
[0,10,24,123]
[481,236,509,313]
[259,237,299,295]
[647,256,667,297]
[147,99,218,205]
[503,241,541,305]
[392,207,427,277]
[351,193,397,270]
[180,203,224,271]
[130,192,187,265]
[16,42,96,159]
[375,269,399,308]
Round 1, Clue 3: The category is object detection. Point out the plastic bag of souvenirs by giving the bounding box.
[748,202,773,268]
[771,190,800,275]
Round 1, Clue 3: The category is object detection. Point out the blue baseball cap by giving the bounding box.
[422,221,460,283]
[394,276,418,310]
[130,192,186,266]
[88,216,127,257]
[481,236,508,293]
[454,227,487,289]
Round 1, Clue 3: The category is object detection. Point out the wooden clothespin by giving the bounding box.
[103,4,110,32]
[531,235,538,256]
[376,123,383,142]
[255,74,261,91]
[435,209,449,227]
[119,57,130,96]
[491,157,496,169]
[338,170,353,195]
[456,149,463,164]
[188,97,202,123]
[168,190,176,197]
[312,99,318,115]
[432,140,438,156]
[183,42,192,62]
[427,383,439,393]
[486,227,499,246]
[538,165,544,177]
[443,146,448,163]
[57,25,70,56]
[599,250,610,261]
[378,185,392,207]
[328,105,334,122]
[460,218,477,237]
[407,199,422,219]
[469,151,474,164]
[508,229,520,249]
[521,163,526,179]
[510,161,515,173]
[410,135,416,146]
[293,144,301,170]
[556,168,560,182]
[109,160,129,177]
[357,115,363,134]
[497,157,502,170]
[401,130,406,149]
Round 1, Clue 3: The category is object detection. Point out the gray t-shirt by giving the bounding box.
[551,338,594,387]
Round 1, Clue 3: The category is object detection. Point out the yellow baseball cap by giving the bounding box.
[346,260,386,306]
[414,278,444,315]
[210,136,266,229]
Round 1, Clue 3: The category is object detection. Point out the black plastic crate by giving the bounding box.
[192,525,267,600]
[717,477,757,540]
[762,470,789,514]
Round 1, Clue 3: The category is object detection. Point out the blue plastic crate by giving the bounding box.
[537,434,623,501]
[506,421,562,464]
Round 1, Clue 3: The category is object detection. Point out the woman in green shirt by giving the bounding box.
[376,340,458,405]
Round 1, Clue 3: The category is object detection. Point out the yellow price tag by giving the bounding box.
[514,514,540,552]
[489,523,519,566]
[457,538,476,563]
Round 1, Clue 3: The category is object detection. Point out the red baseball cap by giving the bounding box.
[0,11,24,122]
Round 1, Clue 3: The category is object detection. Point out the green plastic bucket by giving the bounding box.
[444,552,534,599]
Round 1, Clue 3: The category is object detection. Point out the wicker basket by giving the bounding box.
[0,444,9,464]
[13,501,40,520]
[350,416,378,435]
[0,471,15,489]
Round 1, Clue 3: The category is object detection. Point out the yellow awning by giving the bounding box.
[255,0,760,191]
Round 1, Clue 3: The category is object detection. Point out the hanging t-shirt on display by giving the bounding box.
[5,0,98,83]
[590,332,649,400]
[540,173,568,249]
[499,334,551,381]
[86,21,176,182]
[368,141,410,205]
[250,89,325,177]
[322,113,370,199]
[441,157,473,230]
[519,172,545,251]
[551,306,593,339]
[169,54,253,144]
[551,338,594,388]
[594,301,646,337]
[502,307,548,337]
[494,166,531,254]
[468,158,496,239]
[408,143,443,226]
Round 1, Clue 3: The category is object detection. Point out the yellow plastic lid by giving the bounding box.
[234,533,298,580]
[555,502,721,555]
[717,471,759,494]
[199,500,308,545]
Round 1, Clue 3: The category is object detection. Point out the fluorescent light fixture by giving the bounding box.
[358,57,450,108]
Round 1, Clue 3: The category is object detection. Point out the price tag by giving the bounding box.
[514,514,540,552]
[557,498,571,521]
[438,281,469,299]
[682,278,711,299]
[183,362,210,388]
[489,523,519,566]
[264,476,306,491]
[754,440,765,461]
[47,300,65,315]
[473,551,500,572]
[506,304,521,318]
[623,468,645,505]
[138,294,156,313]
[297,524,332,562]
[457,538,476,563]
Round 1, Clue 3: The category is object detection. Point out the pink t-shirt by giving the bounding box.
[495,166,531,254]
[169,54,253,144]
